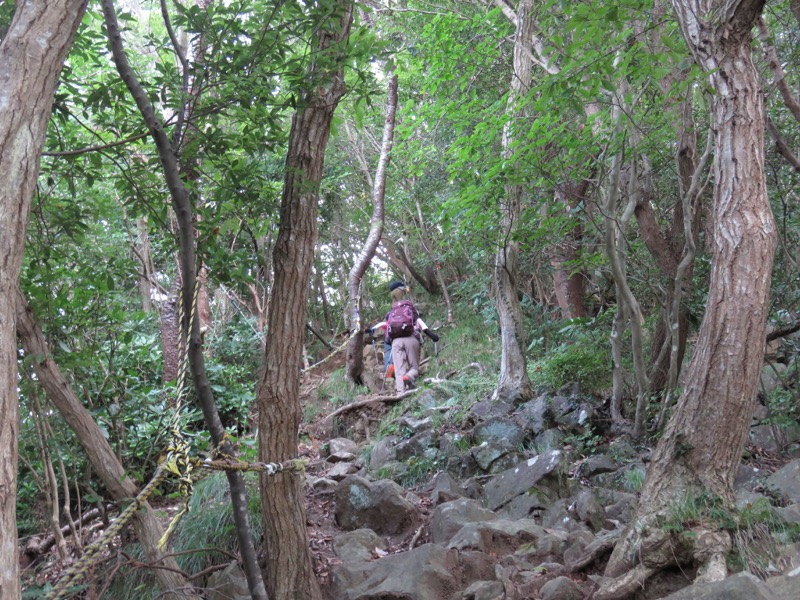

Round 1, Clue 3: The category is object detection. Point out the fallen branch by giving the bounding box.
[408,524,425,550]
[23,504,116,557]
[323,389,420,421]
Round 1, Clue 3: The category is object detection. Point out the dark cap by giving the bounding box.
[389,281,406,292]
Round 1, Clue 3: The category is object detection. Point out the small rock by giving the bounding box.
[327,450,357,463]
[328,461,358,481]
[462,580,505,600]
[430,498,497,544]
[540,575,584,600]
[309,476,338,495]
[328,437,360,456]
[333,528,386,563]
[431,471,465,505]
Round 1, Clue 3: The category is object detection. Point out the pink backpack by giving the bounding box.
[386,301,418,340]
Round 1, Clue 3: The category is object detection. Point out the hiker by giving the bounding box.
[368,281,439,392]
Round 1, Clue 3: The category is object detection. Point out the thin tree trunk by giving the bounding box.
[550,182,589,320]
[16,292,197,598]
[29,390,69,561]
[161,277,182,383]
[600,0,775,593]
[256,2,353,598]
[346,74,398,384]
[100,2,268,597]
[605,145,649,436]
[495,0,535,403]
[0,2,88,595]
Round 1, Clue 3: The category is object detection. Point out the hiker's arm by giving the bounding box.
[417,318,439,342]
[365,321,387,334]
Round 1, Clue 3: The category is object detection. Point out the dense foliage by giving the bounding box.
[11,0,800,596]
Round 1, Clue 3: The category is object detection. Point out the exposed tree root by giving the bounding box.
[592,564,657,600]
[567,529,622,572]
[593,520,732,600]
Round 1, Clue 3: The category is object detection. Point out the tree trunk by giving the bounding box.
[0,2,87,595]
[101,1,268,597]
[550,182,588,320]
[256,2,353,598]
[345,74,398,385]
[600,0,775,592]
[494,0,534,403]
[161,278,182,383]
[16,292,197,598]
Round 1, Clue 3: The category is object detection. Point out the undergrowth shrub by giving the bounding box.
[526,313,614,395]
[101,473,263,599]
[318,368,359,405]
[528,342,610,394]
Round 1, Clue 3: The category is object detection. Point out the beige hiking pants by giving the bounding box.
[391,336,420,392]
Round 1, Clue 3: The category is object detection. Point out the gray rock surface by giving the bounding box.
[540,575,584,600]
[447,518,545,554]
[461,580,505,600]
[328,437,360,456]
[483,450,567,511]
[206,562,249,600]
[429,498,498,544]
[766,459,800,503]
[431,470,465,504]
[333,528,386,563]
[334,475,419,534]
[331,543,461,600]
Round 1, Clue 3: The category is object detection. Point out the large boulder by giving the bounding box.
[765,459,800,504]
[429,498,497,544]
[447,518,546,554]
[334,475,420,534]
[331,543,473,600]
[483,450,569,511]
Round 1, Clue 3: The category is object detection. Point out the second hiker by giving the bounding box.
[368,281,439,392]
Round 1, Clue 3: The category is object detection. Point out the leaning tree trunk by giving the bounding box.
[16,292,198,599]
[0,2,87,595]
[345,74,399,385]
[495,0,535,403]
[256,2,353,598]
[598,0,775,596]
[101,1,268,597]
